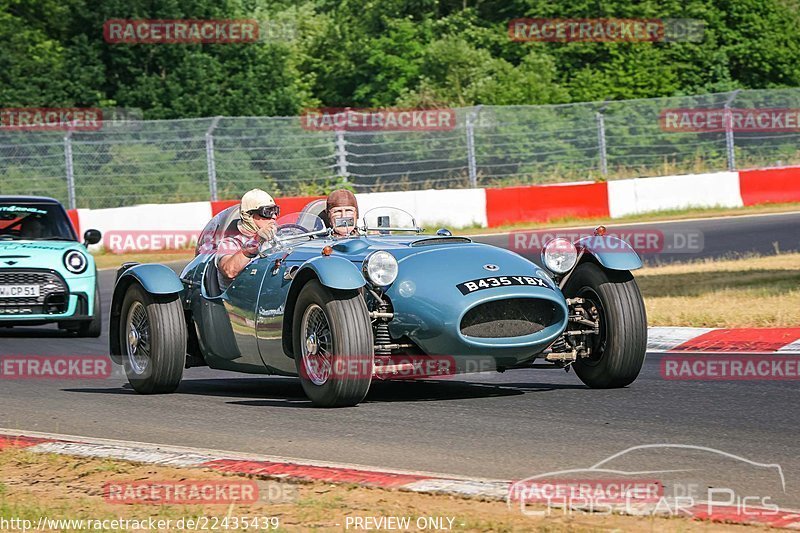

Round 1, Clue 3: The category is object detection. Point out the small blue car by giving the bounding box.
[110,202,647,407]
[0,196,102,336]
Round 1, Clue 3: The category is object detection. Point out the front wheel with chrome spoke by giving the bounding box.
[293,280,373,407]
[120,284,187,394]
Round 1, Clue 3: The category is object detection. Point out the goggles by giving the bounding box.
[248,205,280,219]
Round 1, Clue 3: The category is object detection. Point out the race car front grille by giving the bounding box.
[0,269,69,315]
[460,298,559,338]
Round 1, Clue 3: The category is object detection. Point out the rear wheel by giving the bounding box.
[293,280,373,407]
[563,262,647,388]
[120,284,186,394]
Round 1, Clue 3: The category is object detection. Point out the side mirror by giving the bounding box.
[83,229,102,246]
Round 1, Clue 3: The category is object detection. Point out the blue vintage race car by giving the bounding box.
[109,201,647,407]
[0,196,103,336]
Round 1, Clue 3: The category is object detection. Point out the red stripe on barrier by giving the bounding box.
[739,166,800,206]
[671,328,800,353]
[0,435,50,450]
[202,459,430,488]
[485,182,609,227]
[211,196,324,217]
[67,209,80,236]
[210,200,238,216]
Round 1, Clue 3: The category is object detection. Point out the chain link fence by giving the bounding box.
[1,89,799,209]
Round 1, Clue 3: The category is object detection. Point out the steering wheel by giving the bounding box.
[276,223,310,238]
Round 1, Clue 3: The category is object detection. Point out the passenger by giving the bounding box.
[326,189,359,237]
[216,189,279,291]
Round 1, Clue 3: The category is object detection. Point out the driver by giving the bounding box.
[216,189,279,291]
[325,189,359,237]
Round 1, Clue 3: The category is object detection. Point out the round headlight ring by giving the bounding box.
[542,238,578,274]
[364,251,398,287]
[64,250,88,274]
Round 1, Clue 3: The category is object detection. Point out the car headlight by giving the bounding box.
[363,251,398,286]
[542,238,578,274]
[64,250,88,274]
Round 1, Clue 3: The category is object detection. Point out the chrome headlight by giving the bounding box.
[363,251,398,286]
[542,238,578,274]
[64,250,88,274]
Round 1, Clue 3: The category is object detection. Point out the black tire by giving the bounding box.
[120,283,186,394]
[563,261,647,388]
[77,285,102,338]
[292,279,373,407]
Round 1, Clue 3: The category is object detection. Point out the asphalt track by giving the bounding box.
[1,212,798,506]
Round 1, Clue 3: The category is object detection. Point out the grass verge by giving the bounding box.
[452,202,800,236]
[0,448,758,532]
[638,252,800,327]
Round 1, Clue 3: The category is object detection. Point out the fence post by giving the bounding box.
[466,106,482,188]
[206,116,222,201]
[596,101,609,176]
[335,128,348,181]
[63,130,76,210]
[724,90,740,171]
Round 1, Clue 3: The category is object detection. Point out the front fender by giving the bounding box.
[109,264,185,363]
[575,235,643,271]
[298,255,366,290]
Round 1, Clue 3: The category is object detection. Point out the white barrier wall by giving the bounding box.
[607,172,743,218]
[356,188,488,228]
[71,169,774,253]
[79,201,212,252]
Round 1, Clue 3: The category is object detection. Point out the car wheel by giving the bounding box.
[292,279,373,407]
[77,285,102,338]
[563,262,647,388]
[120,283,186,394]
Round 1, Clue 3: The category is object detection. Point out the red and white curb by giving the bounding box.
[648,327,800,354]
[1,429,798,529]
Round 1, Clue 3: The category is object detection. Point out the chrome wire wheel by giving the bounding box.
[125,301,151,375]
[300,303,333,386]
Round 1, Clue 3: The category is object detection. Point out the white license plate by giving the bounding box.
[0,285,40,298]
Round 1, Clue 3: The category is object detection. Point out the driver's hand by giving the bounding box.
[256,223,277,242]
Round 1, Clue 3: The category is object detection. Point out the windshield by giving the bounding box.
[258,212,328,256]
[361,207,420,234]
[0,202,77,241]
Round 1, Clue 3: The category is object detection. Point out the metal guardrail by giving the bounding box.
[1,88,799,209]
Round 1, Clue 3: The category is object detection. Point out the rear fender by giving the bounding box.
[109,264,185,364]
